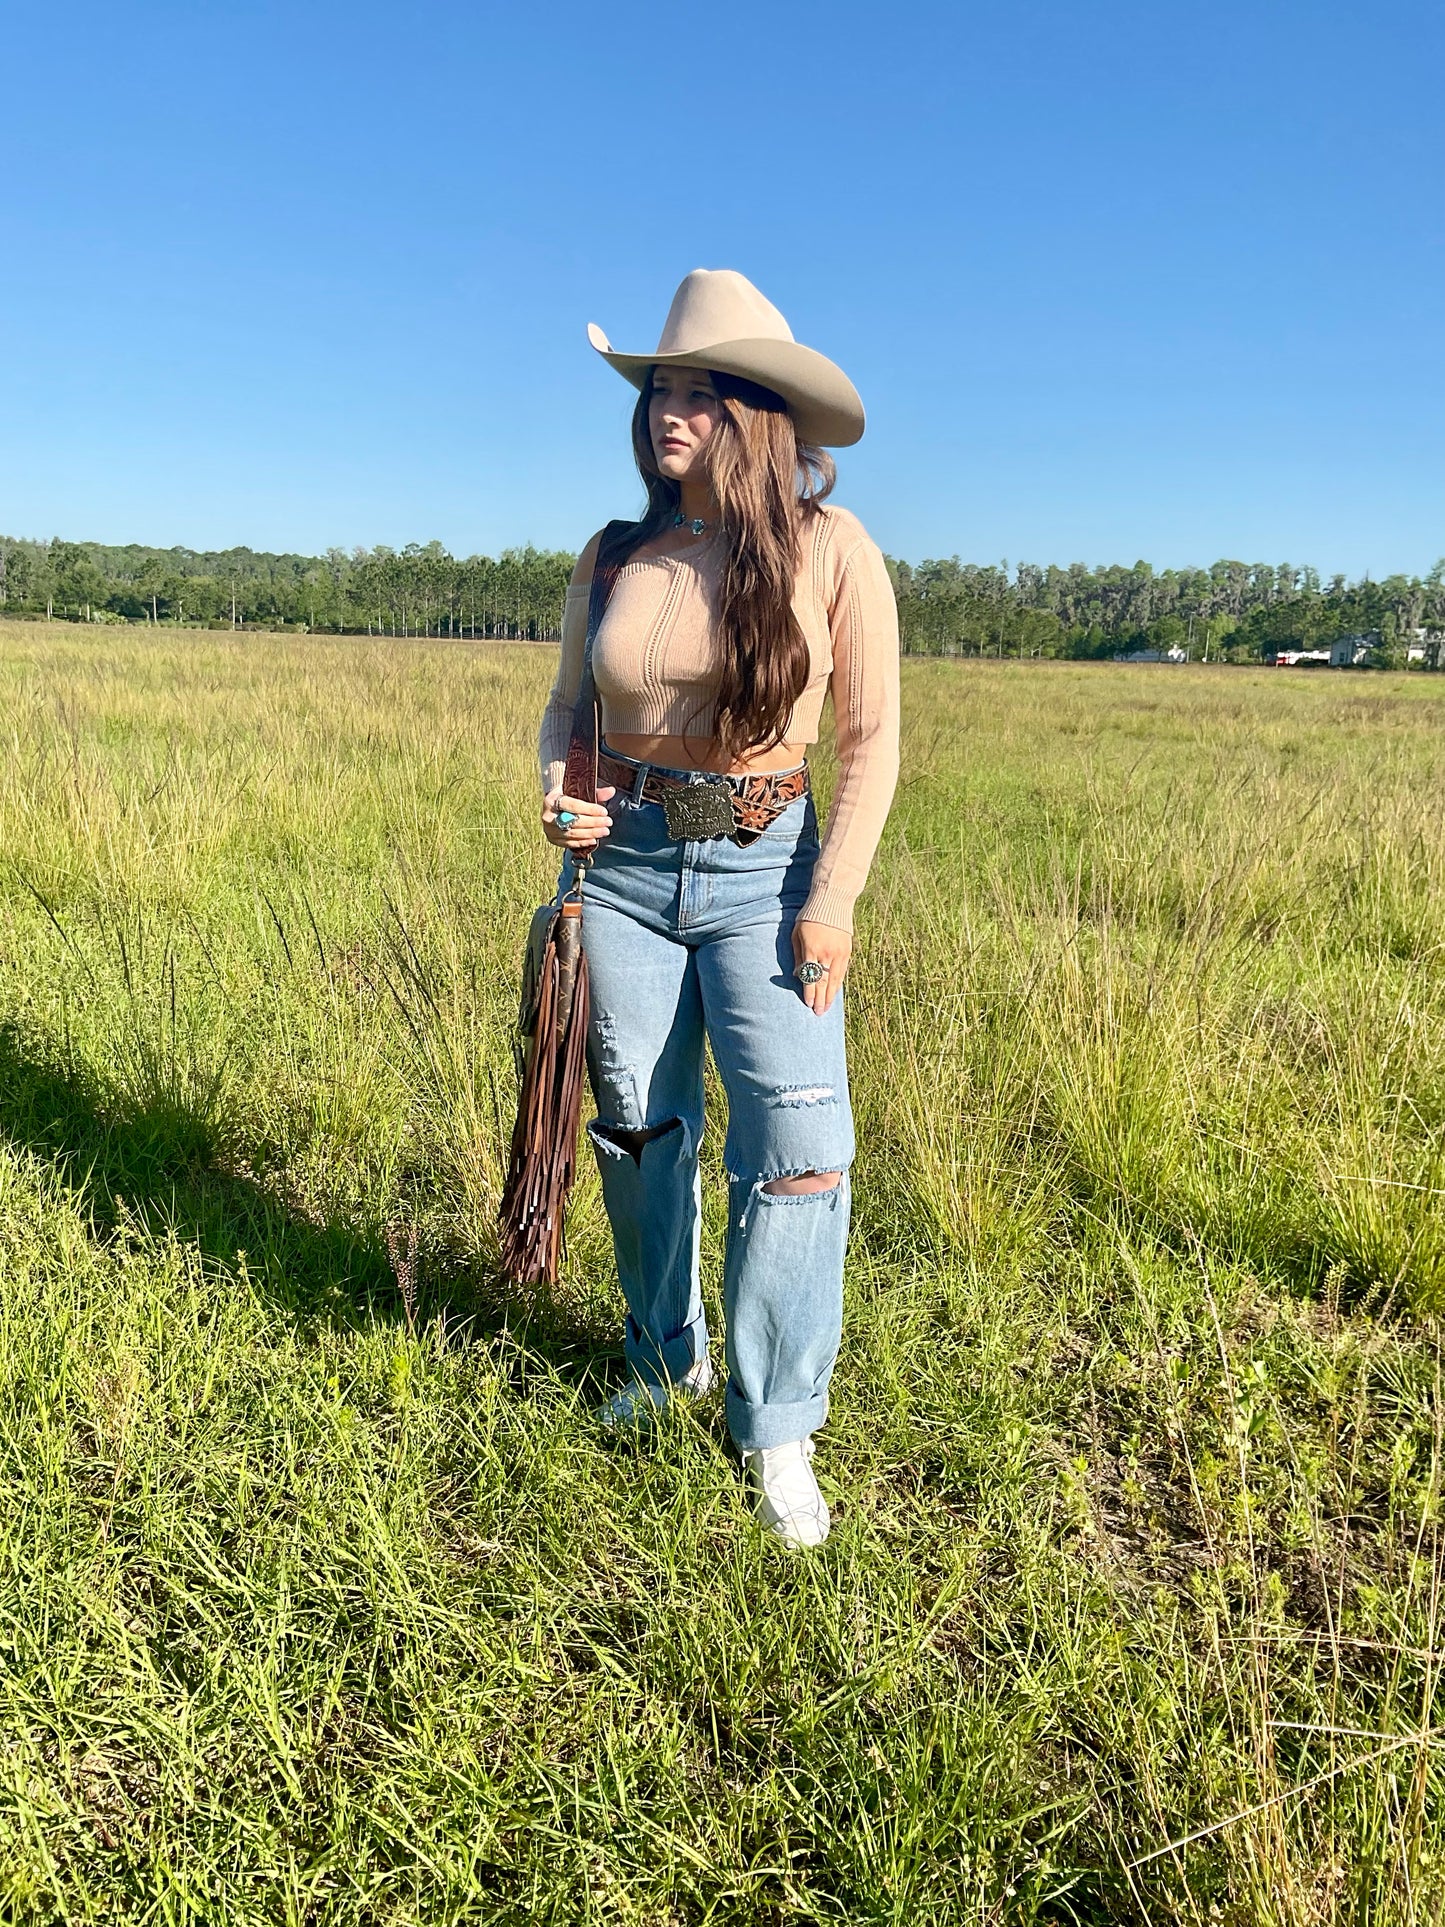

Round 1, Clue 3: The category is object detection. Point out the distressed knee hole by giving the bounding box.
[762,1170,842,1197]
[591,1117,684,1165]
[769,1084,838,1109]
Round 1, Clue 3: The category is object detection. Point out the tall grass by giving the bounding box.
[0,621,1442,1922]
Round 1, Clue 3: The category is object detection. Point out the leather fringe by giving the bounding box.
[498,903,590,1287]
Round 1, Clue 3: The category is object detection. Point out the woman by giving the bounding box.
[539,269,899,1546]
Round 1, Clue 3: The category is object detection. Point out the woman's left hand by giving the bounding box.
[792,919,852,1017]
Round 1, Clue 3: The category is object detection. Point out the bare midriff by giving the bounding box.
[605,733,806,776]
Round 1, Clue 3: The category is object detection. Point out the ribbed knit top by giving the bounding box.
[539,504,900,934]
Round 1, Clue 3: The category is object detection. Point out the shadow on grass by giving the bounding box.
[0,1021,611,1379]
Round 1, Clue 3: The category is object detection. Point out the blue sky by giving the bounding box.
[3,0,1440,575]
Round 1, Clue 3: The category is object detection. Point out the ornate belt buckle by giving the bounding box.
[662,779,736,841]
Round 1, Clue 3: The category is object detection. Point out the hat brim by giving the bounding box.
[587,321,864,448]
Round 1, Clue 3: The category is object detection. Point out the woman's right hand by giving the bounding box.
[541,786,616,852]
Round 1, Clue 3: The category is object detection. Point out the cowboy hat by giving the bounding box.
[587,268,865,448]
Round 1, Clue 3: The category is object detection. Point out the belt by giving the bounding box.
[597,751,810,845]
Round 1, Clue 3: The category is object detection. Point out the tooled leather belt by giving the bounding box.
[597,751,810,846]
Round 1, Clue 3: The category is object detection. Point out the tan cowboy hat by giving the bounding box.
[587,268,865,448]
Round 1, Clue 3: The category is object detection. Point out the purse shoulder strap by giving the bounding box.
[564,517,636,805]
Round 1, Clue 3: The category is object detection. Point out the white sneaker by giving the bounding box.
[597,1354,715,1432]
[743,1439,830,1547]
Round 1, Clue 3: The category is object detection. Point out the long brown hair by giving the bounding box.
[604,369,836,759]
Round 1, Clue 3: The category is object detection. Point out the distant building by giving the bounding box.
[1270,635,1372,667]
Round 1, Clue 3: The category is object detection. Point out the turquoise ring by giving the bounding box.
[556,809,577,827]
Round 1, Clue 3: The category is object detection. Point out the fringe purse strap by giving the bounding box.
[498,519,635,1287]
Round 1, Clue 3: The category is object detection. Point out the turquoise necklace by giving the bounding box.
[672,510,711,536]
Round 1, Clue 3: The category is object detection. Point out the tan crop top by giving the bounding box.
[539,504,900,934]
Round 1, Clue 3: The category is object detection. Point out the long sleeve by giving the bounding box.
[538,554,595,793]
[799,533,901,934]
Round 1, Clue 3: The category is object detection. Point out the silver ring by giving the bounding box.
[794,960,827,985]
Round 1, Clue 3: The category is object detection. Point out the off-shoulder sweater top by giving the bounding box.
[538,504,900,934]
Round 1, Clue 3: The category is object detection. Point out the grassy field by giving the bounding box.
[0,619,1442,1924]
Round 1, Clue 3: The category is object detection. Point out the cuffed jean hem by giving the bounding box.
[725,1385,829,1452]
[624,1310,709,1393]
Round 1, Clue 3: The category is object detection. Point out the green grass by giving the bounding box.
[1,620,1443,1923]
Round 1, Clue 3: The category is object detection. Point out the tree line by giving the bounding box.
[890,556,1445,667]
[0,538,573,641]
[2,533,1442,666]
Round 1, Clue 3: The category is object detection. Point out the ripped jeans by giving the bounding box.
[562,772,854,1451]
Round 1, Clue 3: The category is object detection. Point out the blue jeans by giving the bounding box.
[561,764,854,1451]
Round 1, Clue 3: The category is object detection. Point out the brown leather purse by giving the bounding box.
[497,522,631,1287]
